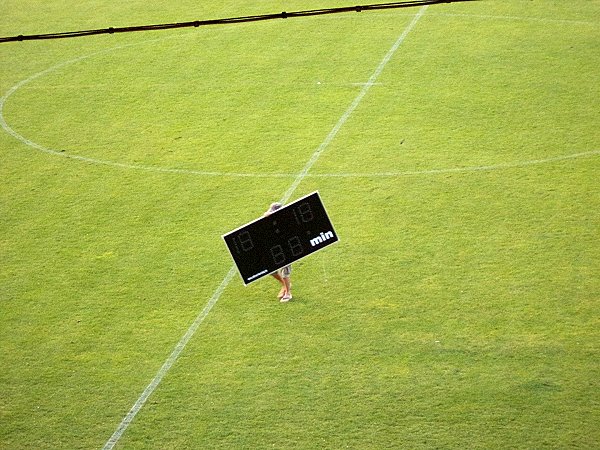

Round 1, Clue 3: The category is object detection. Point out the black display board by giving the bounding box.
[223,191,339,285]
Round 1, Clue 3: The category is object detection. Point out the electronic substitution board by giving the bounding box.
[223,191,339,285]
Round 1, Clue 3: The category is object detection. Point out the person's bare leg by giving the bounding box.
[272,273,286,298]
[280,276,292,302]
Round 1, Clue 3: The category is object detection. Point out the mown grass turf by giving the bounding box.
[1,1,599,449]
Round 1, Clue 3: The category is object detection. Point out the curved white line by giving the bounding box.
[2,13,598,180]
[2,75,598,178]
[432,12,598,26]
[307,150,600,177]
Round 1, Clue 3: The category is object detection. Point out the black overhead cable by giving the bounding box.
[0,0,475,44]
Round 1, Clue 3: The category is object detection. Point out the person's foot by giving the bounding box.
[278,287,286,299]
[280,293,292,303]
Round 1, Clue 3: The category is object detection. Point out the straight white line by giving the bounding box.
[281,4,427,204]
[101,6,428,449]
[102,266,237,450]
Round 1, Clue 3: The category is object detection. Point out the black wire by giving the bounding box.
[0,0,475,44]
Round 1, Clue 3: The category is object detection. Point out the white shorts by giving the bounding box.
[278,265,291,278]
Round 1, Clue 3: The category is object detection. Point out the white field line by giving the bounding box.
[432,12,598,26]
[2,11,596,179]
[0,35,179,160]
[306,150,600,177]
[281,4,427,204]
[102,265,237,450]
[101,6,429,450]
[310,11,597,26]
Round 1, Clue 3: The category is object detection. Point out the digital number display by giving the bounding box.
[222,191,339,285]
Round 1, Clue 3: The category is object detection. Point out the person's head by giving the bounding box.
[268,202,283,214]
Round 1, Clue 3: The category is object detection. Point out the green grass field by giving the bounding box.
[1,1,599,448]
